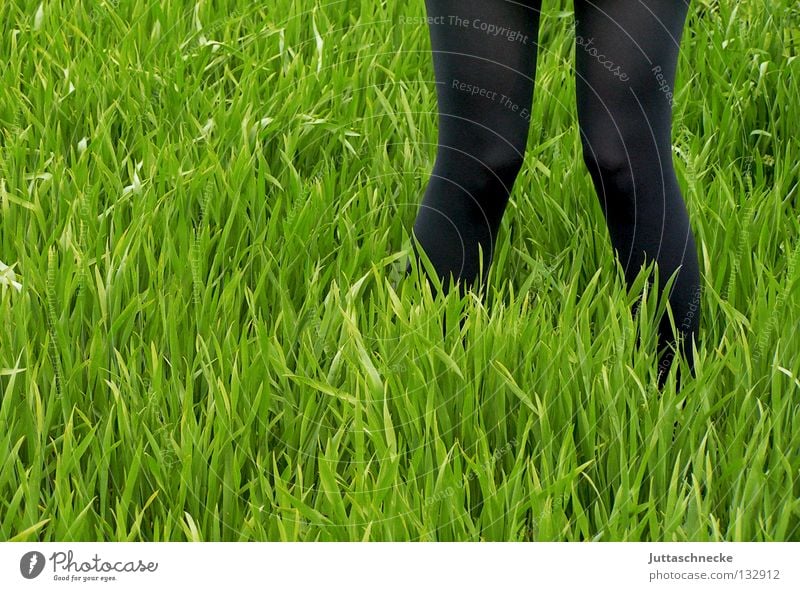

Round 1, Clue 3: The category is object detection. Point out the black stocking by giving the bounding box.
[409,0,701,386]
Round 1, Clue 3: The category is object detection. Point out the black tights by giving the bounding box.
[409,0,701,386]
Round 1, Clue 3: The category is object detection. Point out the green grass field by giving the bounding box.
[0,0,798,541]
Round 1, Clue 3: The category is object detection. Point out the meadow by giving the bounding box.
[0,0,798,541]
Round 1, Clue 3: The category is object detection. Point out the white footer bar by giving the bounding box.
[2,542,797,590]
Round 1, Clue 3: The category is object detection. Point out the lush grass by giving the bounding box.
[0,0,798,541]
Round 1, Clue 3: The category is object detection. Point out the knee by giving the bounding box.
[479,143,526,189]
[580,136,634,196]
[435,140,526,193]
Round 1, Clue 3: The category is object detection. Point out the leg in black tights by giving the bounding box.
[410,0,543,298]
[409,0,700,386]
[573,0,700,386]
